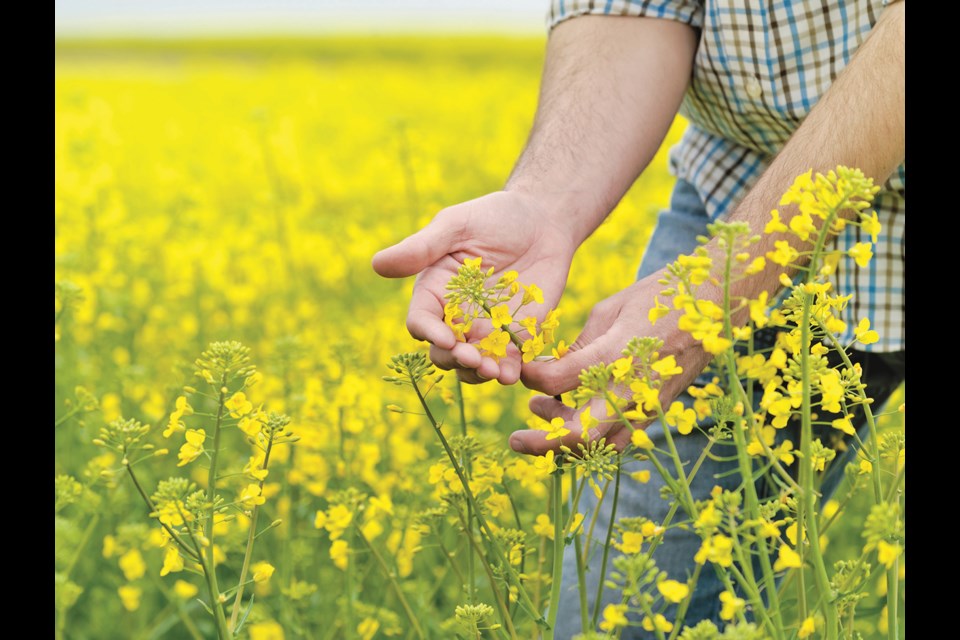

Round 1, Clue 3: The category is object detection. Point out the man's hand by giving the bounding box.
[509,270,713,455]
[372,190,576,385]
[372,16,697,385]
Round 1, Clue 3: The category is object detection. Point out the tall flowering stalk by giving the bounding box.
[97,341,296,639]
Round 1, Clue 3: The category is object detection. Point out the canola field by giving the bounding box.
[55,37,901,639]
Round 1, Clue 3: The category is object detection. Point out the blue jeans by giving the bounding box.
[553,179,905,639]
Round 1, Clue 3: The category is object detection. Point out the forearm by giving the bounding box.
[713,1,904,308]
[505,15,697,246]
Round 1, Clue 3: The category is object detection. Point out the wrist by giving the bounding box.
[502,180,609,248]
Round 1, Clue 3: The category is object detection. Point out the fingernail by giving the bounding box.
[477,371,490,381]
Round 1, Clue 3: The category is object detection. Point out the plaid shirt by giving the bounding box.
[548,0,905,352]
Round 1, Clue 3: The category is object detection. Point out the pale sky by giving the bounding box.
[55,1,550,36]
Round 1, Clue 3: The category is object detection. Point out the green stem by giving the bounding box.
[719,241,785,637]
[411,375,545,629]
[125,465,199,561]
[545,469,565,639]
[55,406,81,428]
[177,503,230,640]
[636,592,667,640]
[590,461,621,629]
[437,533,469,588]
[481,302,525,350]
[56,512,102,640]
[63,512,100,581]
[148,570,205,640]
[356,528,427,640]
[459,512,520,640]
[799,295,838,640]
[726,563,779,637]
[667,562,703,640]
[204,375,231,639]
[229,432,276,632]
[574,530,589,633]
[457,378,477,606]
[886,555,899,640]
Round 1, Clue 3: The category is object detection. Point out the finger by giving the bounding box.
[372,214,461,278]
[456,356,501,384]
[528,395,573,422]
[520,298,621,395]
[406,269,457,349]
[429,343,483,371]
[521,332,617,396]
[497,353,521,386]
[512,394,638,456]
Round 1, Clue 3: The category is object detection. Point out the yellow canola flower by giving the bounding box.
[521,332,545,362]
[358,618,380,640]
[798,616,816,638]
[173,580,198,599]
[239,483,266,506]
[749,291,770,328]
[118,585,142,612]
[648,296,670,324]
[599,604,629,632]
[225,391,253,417]
[877,540,902,569]
[522,283,544,305]
[657,579,690,603]
[544,417,570,441]
[119,549,146,581]
[642,614,674,633]
[160,546,184,576]
[631,428,655,450]
[478,329,510,361]
[848,242,873,267]
[239,413,264,437]
[788,211,817,241]
[774,543,803,571]
[695,534,734,567]
[619,531,644,555]
[540,308,561,344]
[744,256,765,275]
[765,209,789,234]
[552,340,569,359]
[177,428,206,467]
[861,210,882,243]
[533,450,557,475]
[831,417,856,436]
[664,401,697,435]
[533,514,554,540]
[330,539,349,571]
[854,317,880,344]
[249,621,285,640]
[719,590,745,621]
[767,240,799,266]
[489,304,512,329]
[316,504,353,540]
[630,469,651,483]
[252,561,276,583]
[611,356,633,381]
[651,355,682,379]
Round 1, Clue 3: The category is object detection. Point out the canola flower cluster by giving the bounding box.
[54,39,903,640]
[443,257,567,363]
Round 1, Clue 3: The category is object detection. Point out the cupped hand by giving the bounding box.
[372,190,576,385]
[509,271,714,455]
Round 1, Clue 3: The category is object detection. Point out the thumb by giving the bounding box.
[372,216,460,278]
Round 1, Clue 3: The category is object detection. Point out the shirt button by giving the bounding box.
[746,75,763,99]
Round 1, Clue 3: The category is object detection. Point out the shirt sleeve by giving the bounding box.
[547,0,704,32]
